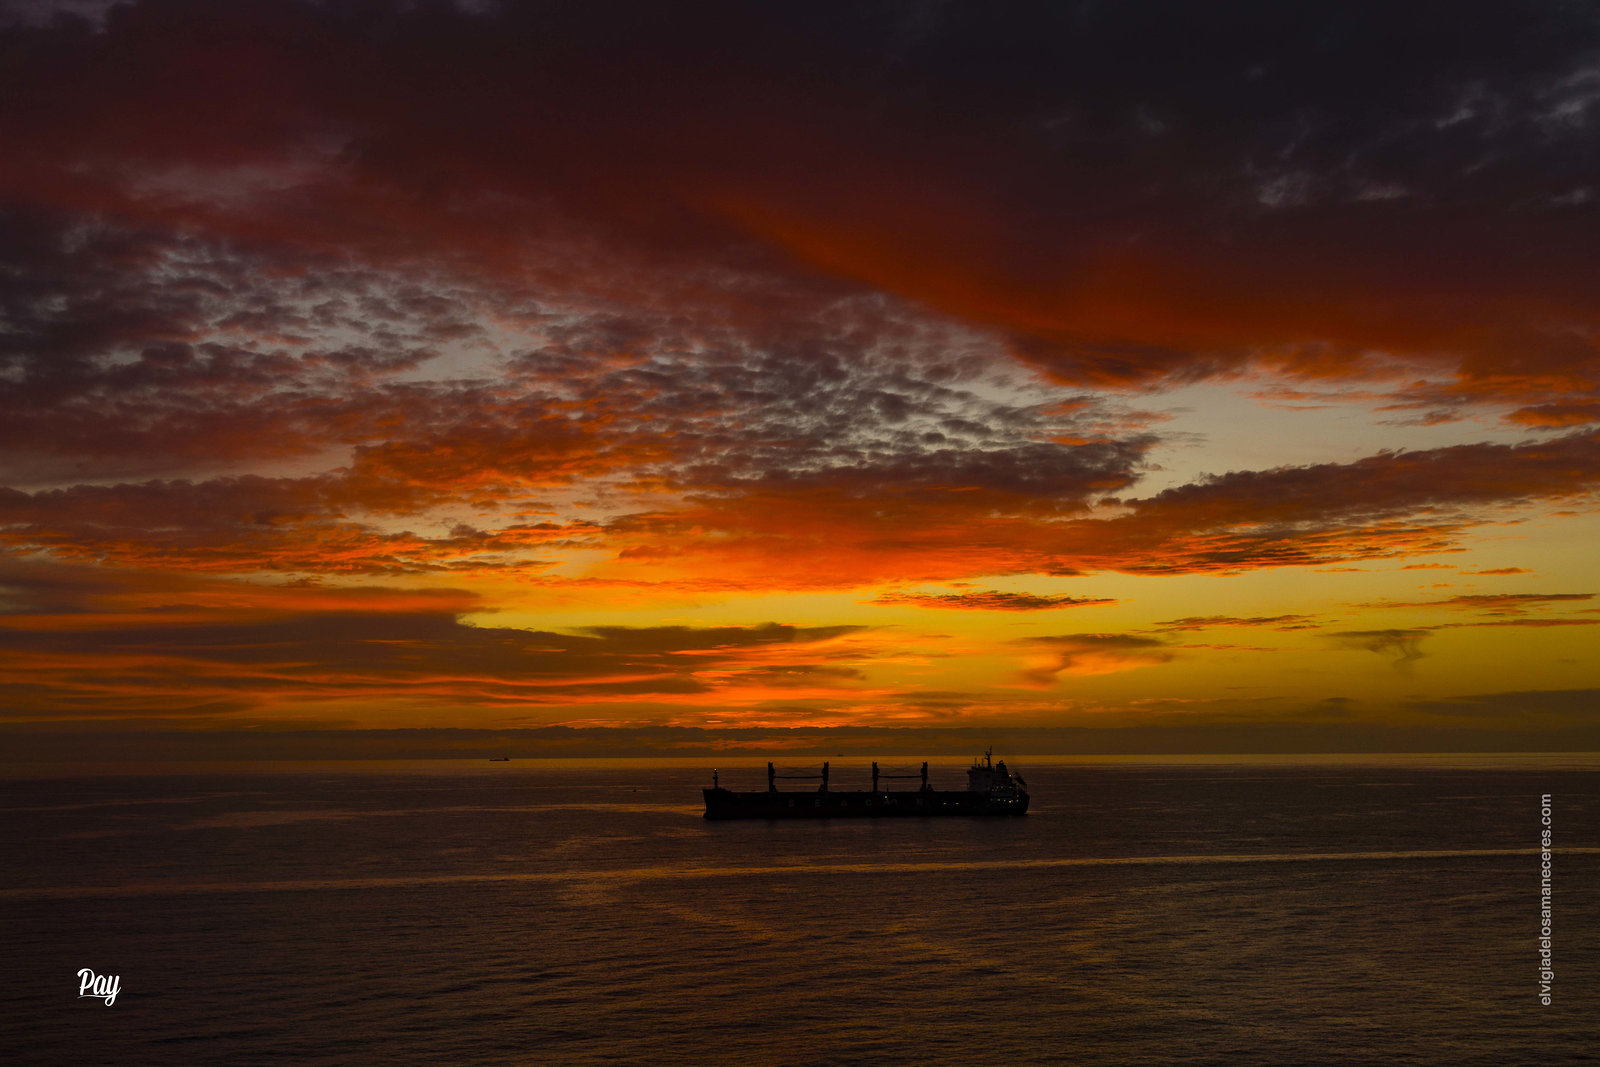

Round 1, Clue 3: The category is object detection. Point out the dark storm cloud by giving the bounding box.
[1,0,1594,401]
[0,0,1596,585]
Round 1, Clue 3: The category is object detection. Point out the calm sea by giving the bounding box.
[3,756,1596,1065]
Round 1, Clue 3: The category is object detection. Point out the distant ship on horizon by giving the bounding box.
[702,749,1029,819]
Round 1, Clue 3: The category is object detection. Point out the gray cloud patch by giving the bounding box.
[1328,629,1430,668]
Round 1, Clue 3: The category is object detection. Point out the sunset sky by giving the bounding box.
[2,1,1598,755]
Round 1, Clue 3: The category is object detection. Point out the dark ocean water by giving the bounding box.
[3,756,1597,1066]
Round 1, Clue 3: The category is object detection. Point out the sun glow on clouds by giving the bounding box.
[1,1,1598,750]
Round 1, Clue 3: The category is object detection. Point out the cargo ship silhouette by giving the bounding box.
[702,748,1029,819]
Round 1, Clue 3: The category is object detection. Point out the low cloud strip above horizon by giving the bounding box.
[1,1,1597,749]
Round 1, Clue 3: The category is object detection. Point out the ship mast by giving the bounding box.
[767,761,831,792]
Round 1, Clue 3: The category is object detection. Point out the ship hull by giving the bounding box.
[702,788,1028,820]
